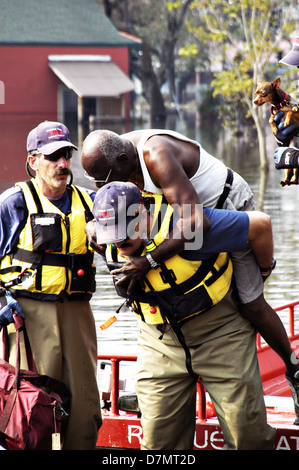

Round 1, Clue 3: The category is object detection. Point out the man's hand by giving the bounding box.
[111,255,150,295]
[273,111,299,146]
[0,291,25,326]
[85,220,106,255]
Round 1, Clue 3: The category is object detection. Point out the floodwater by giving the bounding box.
[1,112,299,357]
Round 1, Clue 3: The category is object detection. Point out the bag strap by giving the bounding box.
[0,315,23,434]
[2,312,37,373]
[21,321,37,373]
[0,314,68,436]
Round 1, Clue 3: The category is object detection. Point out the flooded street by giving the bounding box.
[79,115,299,355]
[1,113,299,356]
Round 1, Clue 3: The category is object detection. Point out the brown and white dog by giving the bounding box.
[254,77,299,186]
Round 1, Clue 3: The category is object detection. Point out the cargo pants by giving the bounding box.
[6,297,102,450]
[135,290,276,450]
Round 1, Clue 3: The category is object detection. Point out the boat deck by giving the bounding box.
[96,299,299,450]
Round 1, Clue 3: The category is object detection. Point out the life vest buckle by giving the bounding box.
[160,268,177,284]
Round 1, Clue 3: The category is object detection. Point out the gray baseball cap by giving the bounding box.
[93,181,143,244]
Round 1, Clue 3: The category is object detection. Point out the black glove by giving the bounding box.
[274,147,299,169]
[273,111,299,146]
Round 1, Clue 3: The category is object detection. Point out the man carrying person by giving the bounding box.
[81,127,299,423]
[90,180,276,449]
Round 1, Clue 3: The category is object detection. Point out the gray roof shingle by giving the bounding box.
[0,0,138,47]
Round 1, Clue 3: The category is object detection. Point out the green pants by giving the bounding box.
[7,297,102,450]
[135,290,276,450]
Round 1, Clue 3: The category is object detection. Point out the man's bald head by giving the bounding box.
[81,130,126,175]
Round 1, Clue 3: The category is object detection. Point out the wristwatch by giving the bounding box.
[260,258,276,281]
[145,253,160,270]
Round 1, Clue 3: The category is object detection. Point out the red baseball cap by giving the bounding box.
[27,121,78,155]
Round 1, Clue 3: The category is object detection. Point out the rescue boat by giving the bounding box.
[96,299,299,450]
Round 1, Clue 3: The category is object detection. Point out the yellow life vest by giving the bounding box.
[0,179,95,300]
[106,192,233,325]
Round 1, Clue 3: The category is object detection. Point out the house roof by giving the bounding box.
[0,0,140,48]
[48,55,135,97]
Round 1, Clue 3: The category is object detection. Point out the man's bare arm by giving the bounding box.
[111,140,211,293]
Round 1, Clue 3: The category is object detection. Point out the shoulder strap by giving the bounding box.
[25,179,43,213]
[215,168,234,209]
[73,186,94,223]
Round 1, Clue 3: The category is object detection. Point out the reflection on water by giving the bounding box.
[1,113,299,355]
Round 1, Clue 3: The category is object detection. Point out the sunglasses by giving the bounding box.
[44,148,73,162]
[84,158,116,184]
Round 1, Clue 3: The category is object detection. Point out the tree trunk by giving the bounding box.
[252,108,269,171]
[256,122,268,170]
[139,43,166,124]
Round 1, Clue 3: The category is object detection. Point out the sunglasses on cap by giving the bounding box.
[43,148,73,162]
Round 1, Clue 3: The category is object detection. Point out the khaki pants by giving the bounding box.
[135,290,276,450]
[7,297,102,450]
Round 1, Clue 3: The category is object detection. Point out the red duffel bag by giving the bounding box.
[0,313,70,450]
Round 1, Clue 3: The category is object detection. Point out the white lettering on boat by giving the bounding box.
[125,422,299,450]
[276,435,299,450]
[194,429,224,450]
[128,424,143,444]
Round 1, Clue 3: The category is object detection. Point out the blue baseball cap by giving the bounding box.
[280,35,299,66]
[92,182,143,244]
[27,121,78,155]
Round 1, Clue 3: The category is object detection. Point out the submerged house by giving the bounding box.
[0,0,140,181]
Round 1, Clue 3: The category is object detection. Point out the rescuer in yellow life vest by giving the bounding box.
[0,178,96,299]
[101,189,233,327]
[90,181,276,450]
[0,121,101,450]
[92,181,274,328]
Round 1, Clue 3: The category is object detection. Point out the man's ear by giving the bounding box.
[27,154,39,172]
[117,152,129,164]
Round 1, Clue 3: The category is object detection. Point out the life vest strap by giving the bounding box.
[12,248,93,268]
[0,266,22,275]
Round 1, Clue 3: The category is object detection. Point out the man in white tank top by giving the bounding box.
[81,128,299,427]
[81,128,265,298]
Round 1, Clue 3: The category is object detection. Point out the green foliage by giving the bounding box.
[99,0,298,139]
[187,0,298,132]
[178,43,199,59]
[167,0,183,12]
